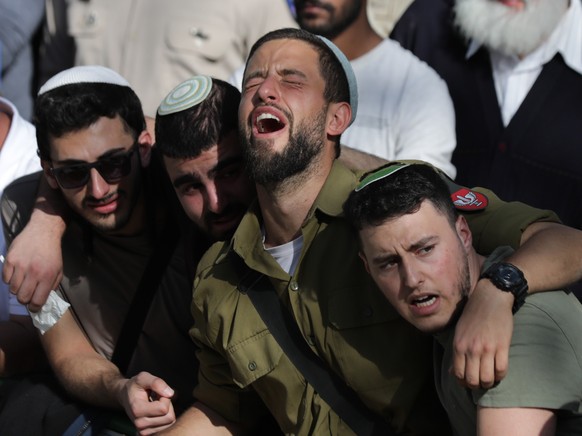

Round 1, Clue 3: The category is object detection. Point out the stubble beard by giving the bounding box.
[454,0,569,57]
[425,251,473,335]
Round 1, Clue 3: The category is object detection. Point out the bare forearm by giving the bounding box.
[161,402,241,435]
[510,221,582,293]
[31,174,69,229]
[477,406,556,436]
[3,175,68,310]
[339,146,388,171]
[453,221,582,389]
[51,353,127,410]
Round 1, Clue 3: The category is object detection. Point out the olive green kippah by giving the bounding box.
[355,163,411,192]
[157,75,213,116]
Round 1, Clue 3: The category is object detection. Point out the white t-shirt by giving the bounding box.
[0,97,41,319]
[344,39,456,178]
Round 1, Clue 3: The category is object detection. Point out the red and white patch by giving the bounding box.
[451,188,488,211]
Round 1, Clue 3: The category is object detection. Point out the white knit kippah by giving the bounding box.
[157,75,213,116]
[38,65,131,95]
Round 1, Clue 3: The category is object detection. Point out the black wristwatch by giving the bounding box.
[479,262,528,314]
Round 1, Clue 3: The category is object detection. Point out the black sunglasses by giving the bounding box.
[49,144,138,189]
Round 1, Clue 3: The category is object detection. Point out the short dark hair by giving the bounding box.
[343,163,458,231]
[35,83,145,161]
[155,78,240,159]
[246,28,350,157]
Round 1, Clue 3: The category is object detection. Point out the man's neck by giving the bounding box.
[258,159,332,248]
[331,11,383,61]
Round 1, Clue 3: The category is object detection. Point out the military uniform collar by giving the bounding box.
[221,160,359,277]
[307,160,360,220]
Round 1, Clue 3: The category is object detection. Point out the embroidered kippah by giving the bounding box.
[157,76,213,116]
[38,65,131,95]
[316,36,358,126]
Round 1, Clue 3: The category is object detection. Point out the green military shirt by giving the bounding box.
[190,161,558,435]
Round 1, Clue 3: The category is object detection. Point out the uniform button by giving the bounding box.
[248,361,257,371]
[498,142,507,153]
[289,281,299,292]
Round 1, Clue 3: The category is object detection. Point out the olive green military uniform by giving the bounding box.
[191,161,558,435]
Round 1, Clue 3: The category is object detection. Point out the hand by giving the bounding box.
[121,371,176,435]
[452,279,514,389]
[2,224,63,312]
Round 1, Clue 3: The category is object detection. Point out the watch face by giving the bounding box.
[482,262,528,313]
[499,264,520,285]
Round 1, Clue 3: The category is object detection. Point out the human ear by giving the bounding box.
[41,160,59,189]
[456,215,473,251]
[359,250,371,275]
[326,102,351,137]
[137,130,153,167]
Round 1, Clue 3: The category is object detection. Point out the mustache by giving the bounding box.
[83,192,120,206]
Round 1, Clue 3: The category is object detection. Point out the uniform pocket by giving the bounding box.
[226,329,283,388]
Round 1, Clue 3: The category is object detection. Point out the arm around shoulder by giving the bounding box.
[2,174,68,311]
[453,191,582,389]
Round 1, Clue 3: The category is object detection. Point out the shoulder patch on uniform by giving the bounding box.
[451,188,488,211]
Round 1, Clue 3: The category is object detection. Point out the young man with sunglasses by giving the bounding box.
[0,67,254,435]
[343,162,582,435]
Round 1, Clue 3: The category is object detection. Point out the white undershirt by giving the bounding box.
[264,234,304,276]
[466,0,582,126]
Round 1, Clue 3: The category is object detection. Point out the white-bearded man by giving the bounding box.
[391,1,582,237]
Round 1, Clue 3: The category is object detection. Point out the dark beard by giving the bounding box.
[296,0,362,40]
[241,109,326,188]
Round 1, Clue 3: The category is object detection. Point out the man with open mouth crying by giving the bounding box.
[162,28,582,435]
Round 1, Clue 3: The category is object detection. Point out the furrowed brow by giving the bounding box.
[172,173,201,189]
[408,236,438,252]
[280,68,307,79]
[372,253,399,266]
